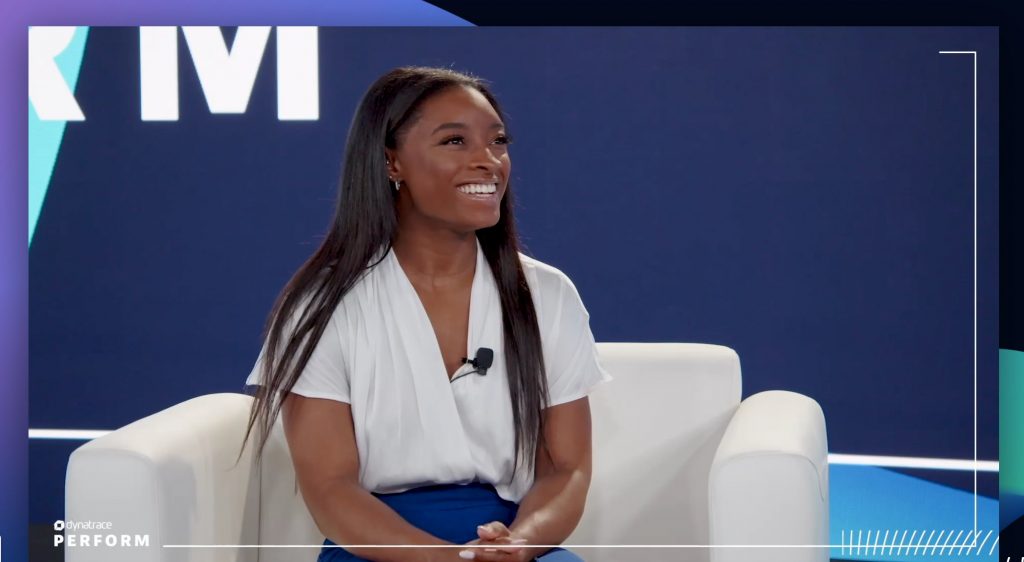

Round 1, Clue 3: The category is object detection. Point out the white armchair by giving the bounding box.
[65,343,829,562]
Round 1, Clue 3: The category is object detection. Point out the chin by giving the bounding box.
[441,196,504,232]
[454,215,499,233]
[475,211,502,230]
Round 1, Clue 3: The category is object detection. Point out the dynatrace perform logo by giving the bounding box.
[52,519,150,549]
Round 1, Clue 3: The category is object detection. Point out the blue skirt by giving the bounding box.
[318,482,582,561]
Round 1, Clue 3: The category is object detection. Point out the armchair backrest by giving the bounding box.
[571,343,741,562]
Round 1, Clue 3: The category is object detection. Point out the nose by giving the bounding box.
[470,144,503,175]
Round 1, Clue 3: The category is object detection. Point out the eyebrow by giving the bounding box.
[430,122,505,135]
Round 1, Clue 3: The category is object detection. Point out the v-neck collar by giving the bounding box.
[387,237,486,382]
[373,238,488,479]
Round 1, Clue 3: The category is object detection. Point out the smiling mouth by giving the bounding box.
[455,183,498,196]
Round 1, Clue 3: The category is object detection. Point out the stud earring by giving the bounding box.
[386,158,399,191]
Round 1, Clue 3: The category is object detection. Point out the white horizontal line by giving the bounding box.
[27,429,999,472]
[29,429,111,440]
[828,453,997,472]
[938,51,977,54]
[165,531,997,548]
[162,544,866,548]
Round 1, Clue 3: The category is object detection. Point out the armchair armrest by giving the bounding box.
[64,393,259,562]
[708,390,829,562]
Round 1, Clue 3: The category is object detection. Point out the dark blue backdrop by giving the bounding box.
[29,27,998,523]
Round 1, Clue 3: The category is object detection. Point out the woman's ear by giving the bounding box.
[384,150,400,179]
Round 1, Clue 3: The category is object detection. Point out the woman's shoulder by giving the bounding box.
[517,253,596,349]
[517,251,581,304]
[518,251,568,284]
[303,258,383,323]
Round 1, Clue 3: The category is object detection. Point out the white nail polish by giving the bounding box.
[459,550,476,560]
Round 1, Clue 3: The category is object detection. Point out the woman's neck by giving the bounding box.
[391,223,477,285]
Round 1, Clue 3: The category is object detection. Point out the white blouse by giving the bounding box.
[244,238,613,503]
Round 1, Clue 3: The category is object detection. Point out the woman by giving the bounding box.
[242,66,612,562]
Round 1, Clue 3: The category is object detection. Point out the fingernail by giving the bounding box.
[511,538,529,544]
[459,550,476,560]
[477,525,488,531]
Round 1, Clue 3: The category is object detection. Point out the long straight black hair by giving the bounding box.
[239,66,549,484]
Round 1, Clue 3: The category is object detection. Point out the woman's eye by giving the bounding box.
[440,135,512,146]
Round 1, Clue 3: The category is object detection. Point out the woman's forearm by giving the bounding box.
[311,479,455,562]
[509,468,590,558]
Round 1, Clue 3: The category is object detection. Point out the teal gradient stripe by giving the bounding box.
[28,26,89,245]
[830,465,998,560]
[1000,348,1024,526]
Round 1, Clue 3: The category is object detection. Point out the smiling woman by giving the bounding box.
[240,67,612,562]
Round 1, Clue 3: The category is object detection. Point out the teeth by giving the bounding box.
[457,183,497,195]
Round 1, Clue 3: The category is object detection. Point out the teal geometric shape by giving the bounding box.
[1001,348,1024,491]
[829,465,998,560]
[28,26,89,246]
[1000,348,1024,526]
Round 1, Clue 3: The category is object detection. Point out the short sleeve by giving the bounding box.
[244,299,351,404]
[543,274,614,407]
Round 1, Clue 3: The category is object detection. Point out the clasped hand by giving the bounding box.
[457,521,531,561]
